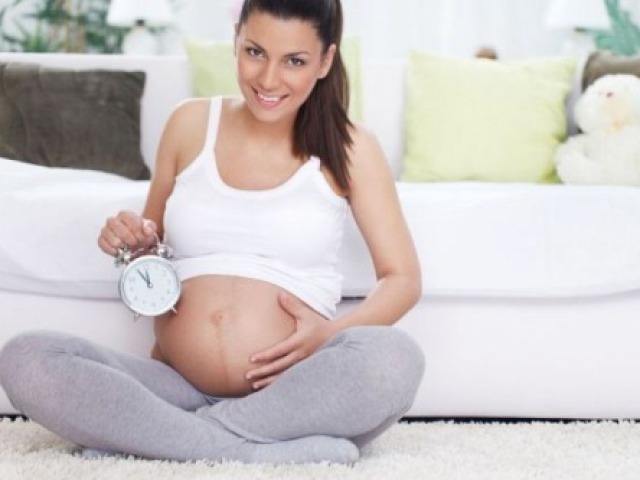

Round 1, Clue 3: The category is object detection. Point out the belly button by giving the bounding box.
[211,311,228,323]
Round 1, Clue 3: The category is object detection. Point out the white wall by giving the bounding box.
[5,0,637,60]
[170,0,571,60]
[172,0,237,42]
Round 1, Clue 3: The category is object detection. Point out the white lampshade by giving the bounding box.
[107,0,173,28]
[545,0,611,30]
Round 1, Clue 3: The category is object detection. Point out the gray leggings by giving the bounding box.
[0,326,424,464]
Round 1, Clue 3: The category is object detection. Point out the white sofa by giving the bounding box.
[3,52,640,419]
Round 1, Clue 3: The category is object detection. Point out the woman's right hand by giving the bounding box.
[98,210,158,257]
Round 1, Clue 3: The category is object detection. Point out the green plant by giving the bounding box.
[0,0,54,52]
[0,0,125,53]
[591,0,640,56]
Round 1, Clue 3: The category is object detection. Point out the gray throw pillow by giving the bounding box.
[0,62,150,180]
[582,50,640,90]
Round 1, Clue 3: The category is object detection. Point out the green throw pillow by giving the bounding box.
[184,36,363,120]
[403,51,577,183]
[184,38,241,97]
[340,36,363,121]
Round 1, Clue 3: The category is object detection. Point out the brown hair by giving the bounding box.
[238,0,353,191]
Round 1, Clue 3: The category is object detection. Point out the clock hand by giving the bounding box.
[144,268,154,288]
[137,269,152,288]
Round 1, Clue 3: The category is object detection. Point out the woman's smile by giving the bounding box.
[254,89,289,109]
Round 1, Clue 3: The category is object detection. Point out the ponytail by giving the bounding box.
[294,41,353,191]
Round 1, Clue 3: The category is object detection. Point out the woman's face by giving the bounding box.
[235,11,335,125]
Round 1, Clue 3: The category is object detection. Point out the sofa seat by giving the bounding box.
[0,158,145,298]
[342,181,640,299]
[4,157,640,306]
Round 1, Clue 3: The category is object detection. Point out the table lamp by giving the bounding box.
[107,0,173,55]
[545,0,611,56]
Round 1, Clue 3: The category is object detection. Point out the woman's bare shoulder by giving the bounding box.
[160,98,212,168]
[347,122,390,178]
[169,97,210,126]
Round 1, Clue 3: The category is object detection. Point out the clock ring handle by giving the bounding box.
[115,233,174,267]
[151,233,174,260]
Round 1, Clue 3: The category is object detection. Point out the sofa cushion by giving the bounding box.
[582,50,640,90]
[402,52,576,183]
[341,181,640,298]
[184,37,363,120]
[0,158,145,298]
[0,62,149,180]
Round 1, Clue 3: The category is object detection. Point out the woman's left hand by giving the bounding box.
[245,292,337,390]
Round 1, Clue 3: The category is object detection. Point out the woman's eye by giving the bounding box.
[288,57,306,67]
[246,47,263,57]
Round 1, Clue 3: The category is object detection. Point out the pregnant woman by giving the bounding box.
[0,0,424,465]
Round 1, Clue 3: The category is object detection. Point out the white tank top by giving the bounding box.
[163,97,348,318]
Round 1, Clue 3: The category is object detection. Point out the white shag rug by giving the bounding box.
[2,418,640,480]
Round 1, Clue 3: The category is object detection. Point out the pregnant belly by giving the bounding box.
[153,275,296,397]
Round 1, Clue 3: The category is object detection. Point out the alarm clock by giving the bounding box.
[115,236,181,319]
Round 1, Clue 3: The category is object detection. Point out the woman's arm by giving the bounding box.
[246,125,421,389]
[97,99,208,256]
[142,99,210,236]
[332,124,421,330]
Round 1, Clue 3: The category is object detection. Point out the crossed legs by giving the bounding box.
[0,326,424,463]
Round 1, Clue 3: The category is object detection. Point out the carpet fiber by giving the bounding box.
[2,418,640,479]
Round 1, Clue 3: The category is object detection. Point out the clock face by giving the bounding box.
[118,255,181,317]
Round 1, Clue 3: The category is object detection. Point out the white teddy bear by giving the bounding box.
[555,73,640,186]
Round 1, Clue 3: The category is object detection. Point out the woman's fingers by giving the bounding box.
[98,211,155,256]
